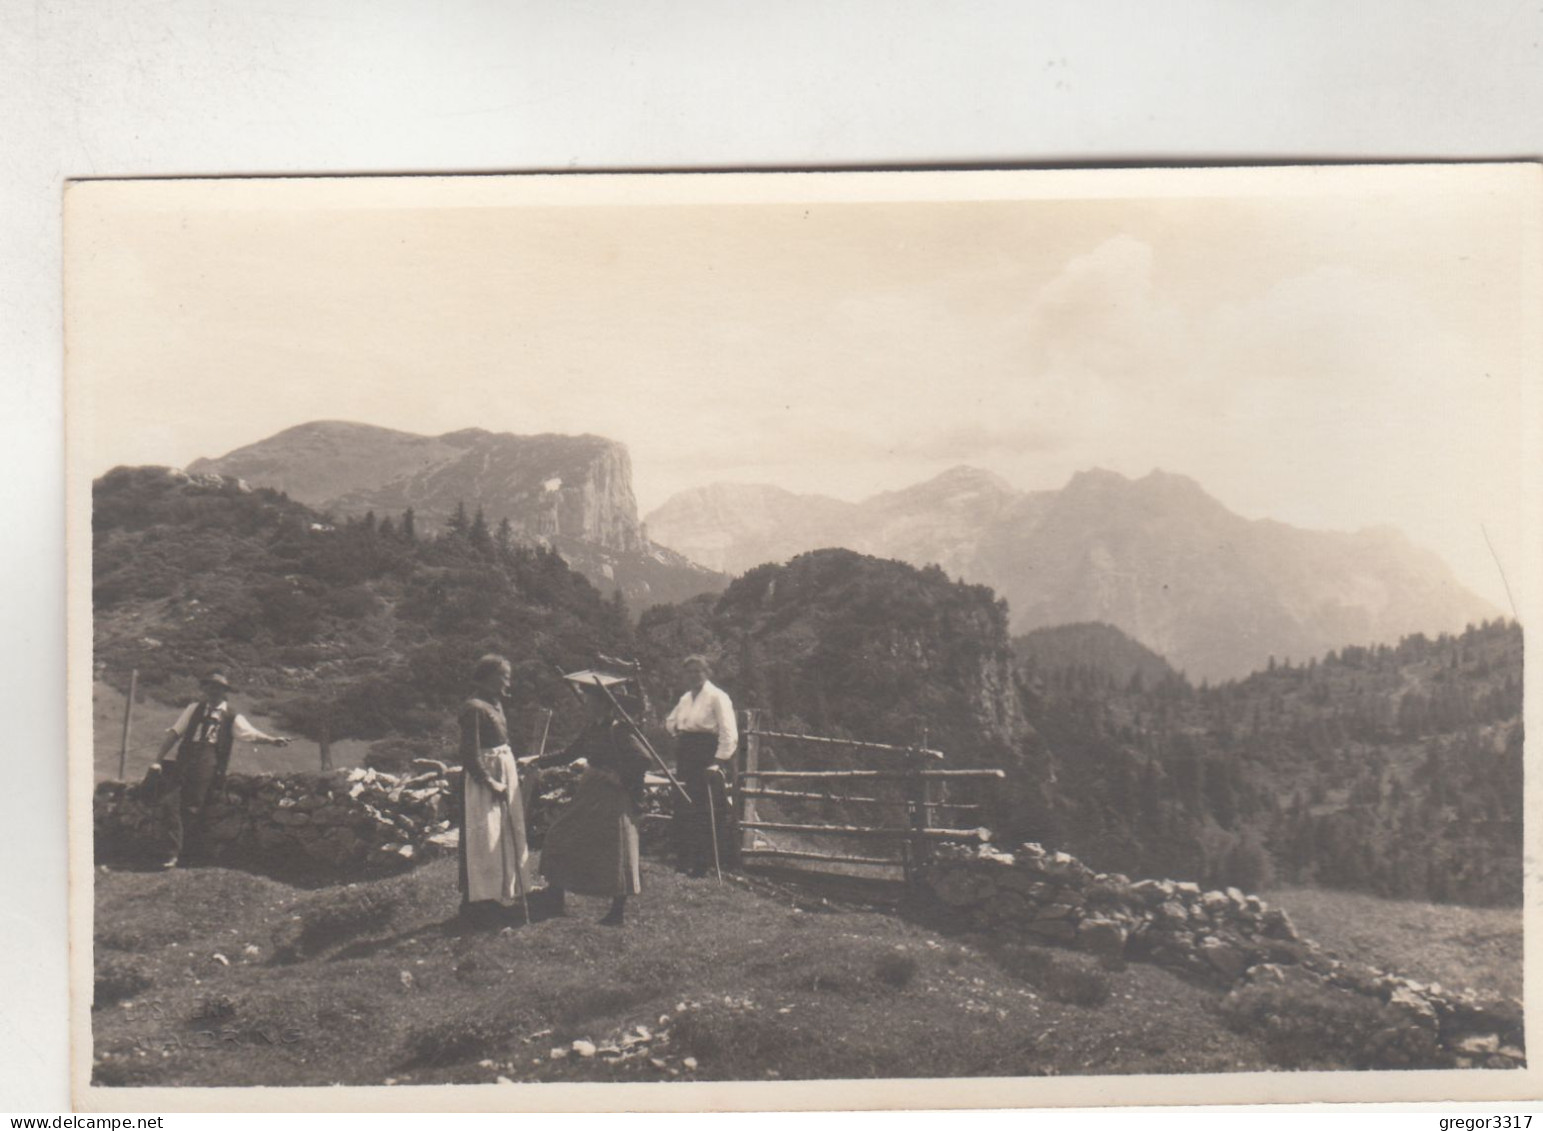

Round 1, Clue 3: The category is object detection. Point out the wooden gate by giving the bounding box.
[733,711,1004,886]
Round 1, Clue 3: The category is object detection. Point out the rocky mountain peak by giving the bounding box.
[646,464,1497,681]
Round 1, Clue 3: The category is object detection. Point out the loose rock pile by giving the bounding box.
[921,841,1524,1069]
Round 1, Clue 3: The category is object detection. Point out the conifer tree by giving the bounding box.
[469,507,492,551]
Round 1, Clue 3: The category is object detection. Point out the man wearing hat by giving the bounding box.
[153,671,291,868]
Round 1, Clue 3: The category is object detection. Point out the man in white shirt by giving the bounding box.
[663,655,738,876]
[154,671,290,868]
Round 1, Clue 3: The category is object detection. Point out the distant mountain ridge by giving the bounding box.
[188,421,725,610]
[645,467,1497,681]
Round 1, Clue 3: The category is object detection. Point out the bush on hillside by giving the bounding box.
[1222,979,1442,1070]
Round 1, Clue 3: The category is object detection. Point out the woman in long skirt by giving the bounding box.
[539,674,652,926]
[456,654,534,923]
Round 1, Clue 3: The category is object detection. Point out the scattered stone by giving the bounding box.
[1077,918,1128,959]
[1199,935,1248,980]
[1260,909,1298,941]
[571,1039,596,1058]
[1388,988,1438,1026]
[682,1057,699,1070]
[1200,891,1230,914]
[1456,1034,1501,1056]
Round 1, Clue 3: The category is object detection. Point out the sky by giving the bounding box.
[65,168,1539,611]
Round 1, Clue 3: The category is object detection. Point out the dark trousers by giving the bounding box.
[158,745,219,860]
[673,734,730,872]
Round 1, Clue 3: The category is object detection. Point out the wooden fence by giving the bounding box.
[733,710,1004,886]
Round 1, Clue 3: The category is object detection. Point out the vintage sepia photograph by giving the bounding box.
[64,166,1540,1110]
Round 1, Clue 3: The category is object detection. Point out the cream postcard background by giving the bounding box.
[64,165,1542,1112]
[8,0,1543,1114]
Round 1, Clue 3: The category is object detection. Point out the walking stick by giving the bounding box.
[705,765,724,885]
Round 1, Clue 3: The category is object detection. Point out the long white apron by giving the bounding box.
[462,744,532,904]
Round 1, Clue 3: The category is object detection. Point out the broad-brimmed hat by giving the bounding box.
[200,671,234,691]
[562,668,633,691]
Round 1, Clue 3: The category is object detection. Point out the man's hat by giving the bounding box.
[200,671,234,691]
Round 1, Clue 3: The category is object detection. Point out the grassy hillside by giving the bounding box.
[91,857,1258,1087]
[91,857,1521,1087]
[1264,887,1521,1001]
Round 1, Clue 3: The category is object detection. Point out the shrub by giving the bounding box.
[873,951,919,989]
[1045,962,1112,1007]
[94,957,153,1010]
[1222,980,1442,1070]
[992,941,1058,985]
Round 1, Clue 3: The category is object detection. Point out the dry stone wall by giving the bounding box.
[96,768,462,879]
[92,761,623,880]
[920,841,1524,1070]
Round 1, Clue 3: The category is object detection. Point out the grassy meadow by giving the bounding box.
[1265,886,1522,1000]
[90,851,1523,1088]
[93,855,1281,1087]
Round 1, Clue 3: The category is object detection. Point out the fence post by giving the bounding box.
[739,709,761,858]
[117,668,138,781]
[318,714,333,772]
[902,739,936,889]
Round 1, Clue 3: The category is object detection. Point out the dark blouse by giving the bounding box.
[541,720,652,800]
[458,697,509,786]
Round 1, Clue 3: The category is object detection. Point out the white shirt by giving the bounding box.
[169,700,267,744]
[664,680,739,761]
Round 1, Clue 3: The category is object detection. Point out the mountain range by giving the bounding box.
[184,422,1497,680]
[188,421,725,610]
[645,466,1498,681]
